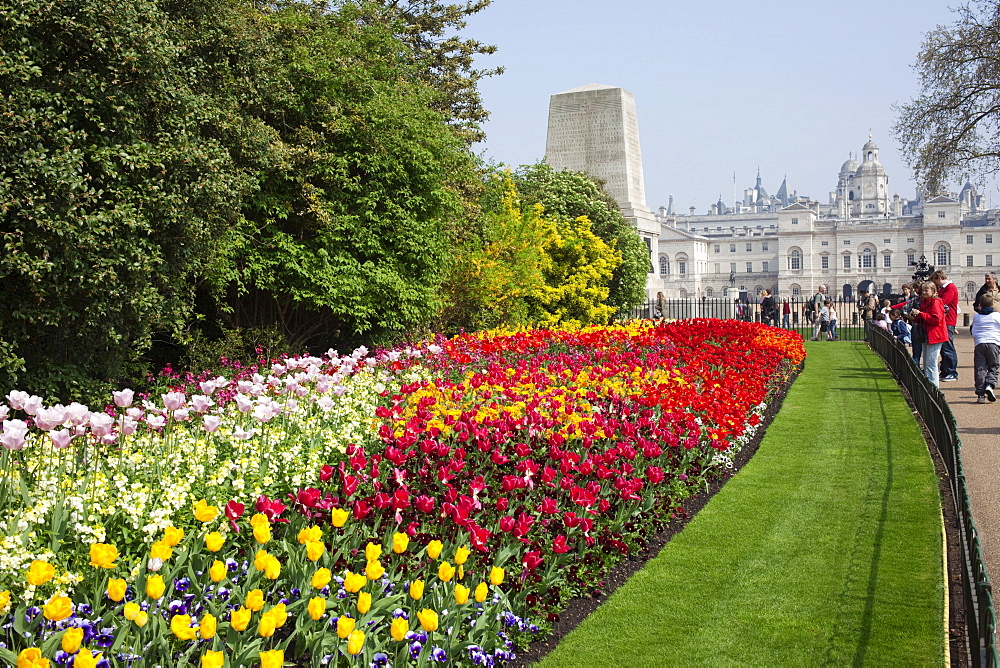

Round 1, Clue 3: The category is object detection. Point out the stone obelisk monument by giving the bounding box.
[544,84,658,288]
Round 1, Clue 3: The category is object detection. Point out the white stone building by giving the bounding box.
[653,135,997,303]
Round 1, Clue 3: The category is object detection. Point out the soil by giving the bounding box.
[509,360,970,668]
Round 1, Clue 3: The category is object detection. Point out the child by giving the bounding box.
[889,308,911,343]
[971,293,1000,403]
[874,313,890,330]
[824,299,838,340]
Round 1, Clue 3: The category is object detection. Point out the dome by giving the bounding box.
[857,160,885,176]
[862,138,878,153]
[840,157,859,174]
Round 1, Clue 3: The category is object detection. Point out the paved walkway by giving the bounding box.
[937,328,1000,590]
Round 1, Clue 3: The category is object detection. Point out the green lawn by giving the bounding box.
[538,342,945,667]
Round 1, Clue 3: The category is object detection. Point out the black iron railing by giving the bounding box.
[866,323,998,667]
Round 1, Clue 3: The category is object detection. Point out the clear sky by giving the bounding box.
[465,0,988,214]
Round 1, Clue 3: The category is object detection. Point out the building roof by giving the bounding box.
[554,83,620,95]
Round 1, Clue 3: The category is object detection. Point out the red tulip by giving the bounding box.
[225,500,245,532]
[553,535,571,554]
[415,495,435,513]
[499,516,515,532]
[522,551,543,571]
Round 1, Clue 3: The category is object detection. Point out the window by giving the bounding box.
[989,234,994,244]
[746,243,752,252]
[938,211,946,218]
[762,242,769,251]
[844,240,851,245]
[730,262,737,273]
[679,261,687,275]
[714,263,720,274]
[789,250,801,270]
[821,241,829,246]
[861,248,874,268]
[968,235,975,245]
[714,244,720,253]
[907,253,915,266]
[762,261,769,272]
[968,255,975,267]
[883,239,891,244]
[989,255,994,267]
[679,289,687,298]
[937,245,950,265]
[706,288,714,297]
[791,217,799,225]
[730,244,736,252]
[791,285,801,297]
[722,287,729,297]
[746,262,753,273]
[821,256,829,269]
[883,254,891,268]
[843,255,851,269]
[907,237,915,243]
[659,257,668,275]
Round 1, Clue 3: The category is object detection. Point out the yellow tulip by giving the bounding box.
[209,560,227,583]
[365,560,385,581]
[146,574,165,600]
[337,615,355,639]
[312,567,332,590]
[308,596,326,620]
[0,589,10,613]
[343,571,366,593]
[357,591,371,614]
[200,613,217,639]
[249,513,269,529]
[426,540,443,559]
[205,532,224,553]
[331,507,350,528]
[61,627,84,654]
[391,616,409,641]
[392,532,409,554]
[134,611,149,627]
[297,525,323,544]
[201,650,225,668]
[490,566,505,586]
[246,589,265,611]
[409,579,424,600]
[258,612,276,638]
[26,560,55,586]
[88,543,118,569]
[163,526,184,547]
[474,582,488,603]
[253,524,271,545]
[17,648,49,668]
[171,614,198,641]
[254,549,269,571]
[193,499,218,522]
[150,541,172,561]
[263,554,280,580]
[259,649,284,668]
[417,608,439,632]
[438,561,455,583]
[230,606,251,632]
[107,578,127,602]
[454,545,471,566]
[43,595,72,621]
[123,602,140,620]
[305,540,325,562]
[365,542,382,562]
[73,649,101,668]
[271,602,288,628]
[454,584,470,605]
[347,629,365,655]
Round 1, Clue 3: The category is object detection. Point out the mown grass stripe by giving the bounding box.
[538,342,944,667]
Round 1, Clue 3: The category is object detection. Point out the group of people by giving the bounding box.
[806,286,840,341]
[882,271,1000,403]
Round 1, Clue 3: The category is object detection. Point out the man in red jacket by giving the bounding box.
[932,270,960,381]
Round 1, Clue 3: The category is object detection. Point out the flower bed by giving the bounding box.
[0,320,804,667]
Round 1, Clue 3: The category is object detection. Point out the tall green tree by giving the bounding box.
[0,0,258,399]
[512,163,648,311]
[894,0,1000,192]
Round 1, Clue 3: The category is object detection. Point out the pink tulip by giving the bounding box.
[0,405,7,421]
[34,406,67,431]
[65,403,91,426]
[22,395,43,416]
[233,426,256,440]
[189,395,213,413]
[118,417,138,436]
[161,392,186,411]
[146,415,166,429]
[5,390,28,410]
[50,429,74,449]
[112,389,134,408]
[203,415,222,433]
[89,413,115,438]
[235,394,254,413]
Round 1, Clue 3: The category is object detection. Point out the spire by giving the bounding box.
[755,166,762,189]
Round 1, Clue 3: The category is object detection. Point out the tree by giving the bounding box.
[894,0,1000,192]
[512,163,648,311]
[0,0,259,399]
[350,0,503,143]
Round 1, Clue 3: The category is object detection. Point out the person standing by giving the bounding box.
[971,293,1000,403]
[911,281,949,388]
[931,270,960,381]
[974,272,1000,313]
[827,300,839,340]
[761,290,777,326]
[858,289,877,322]
[654,291,666,319]
[810,285,827,340]
[782,298,791,329]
